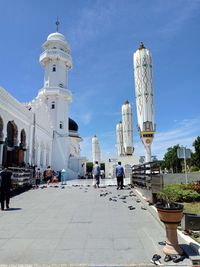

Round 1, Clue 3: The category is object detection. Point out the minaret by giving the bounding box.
[38,20,72,171]
[122,100,134,155]
[116,121,124,157]
[92,135,100,164]
[133,42,156,162]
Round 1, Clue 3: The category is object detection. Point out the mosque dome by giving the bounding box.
[69,118,78,132]
[47,32,66,42]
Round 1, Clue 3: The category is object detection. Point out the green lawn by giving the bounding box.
[183,202,200,214]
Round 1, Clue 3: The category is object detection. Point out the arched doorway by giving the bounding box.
[0,116,4,166]
[20,129,26,149]
[3,121,18,167]
[19,129,27,167]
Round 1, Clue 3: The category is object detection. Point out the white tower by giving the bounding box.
[92,135,100,164]
[38,25,72,171]
[116,121,124,157]
[133,42,156,162]
[122,100,134,155]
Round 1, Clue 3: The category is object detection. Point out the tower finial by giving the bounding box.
[139,42,145,50]
[55,17,60,32]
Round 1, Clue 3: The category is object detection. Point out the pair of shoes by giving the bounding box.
[117,187,119,190]
[172,255,185,263]
[151,254,161,265]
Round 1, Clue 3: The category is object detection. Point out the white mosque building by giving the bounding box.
[0,28,86,178]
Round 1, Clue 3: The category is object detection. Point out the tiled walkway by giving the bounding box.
[0,178,193,266]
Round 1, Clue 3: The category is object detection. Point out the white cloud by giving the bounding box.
[150,118,200,159]
[79,112,92,125]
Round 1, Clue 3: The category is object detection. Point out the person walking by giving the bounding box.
[0,166,12,210]
[35,168,41,188]
[92,161,100,188]
[115,161,125,190]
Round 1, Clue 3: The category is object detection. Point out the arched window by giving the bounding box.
[7,121,18,147]
[51,101,55,109]
[20,129,26,149]
[52,64,56,72]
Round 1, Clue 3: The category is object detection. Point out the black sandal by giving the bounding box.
[151,254,161,265]
[164,255,172,262]
[173,255,185,263]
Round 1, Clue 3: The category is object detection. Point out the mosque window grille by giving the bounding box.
[59,83,64,88]
[59,121,63,129]
[52,65,56,72]
[51,101,55,109]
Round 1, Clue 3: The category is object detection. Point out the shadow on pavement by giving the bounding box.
[5,207,22,211]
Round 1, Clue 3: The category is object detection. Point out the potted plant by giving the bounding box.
[156,186,184,256]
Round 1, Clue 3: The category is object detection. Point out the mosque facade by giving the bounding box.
[0,30,86,178]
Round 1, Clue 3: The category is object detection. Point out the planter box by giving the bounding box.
[181,213,200,231]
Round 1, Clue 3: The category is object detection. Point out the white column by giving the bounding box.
[0,144,3,166]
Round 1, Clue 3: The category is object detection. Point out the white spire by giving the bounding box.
[116,121,124,156]
[122,100,134,155]
[92,135,101,163]
[133,42,156,162]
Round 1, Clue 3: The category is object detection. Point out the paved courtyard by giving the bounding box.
[0,178,194,266]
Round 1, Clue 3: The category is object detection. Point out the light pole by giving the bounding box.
[177,147,191,184]
[183,147,188,184]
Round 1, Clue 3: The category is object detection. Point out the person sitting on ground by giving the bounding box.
[45,166,53,185]
[52,171,59,185]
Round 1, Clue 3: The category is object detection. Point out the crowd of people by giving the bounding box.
[0,161,125,210]
[32,166,68,187]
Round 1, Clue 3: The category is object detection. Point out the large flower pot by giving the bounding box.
[156,203,184,256]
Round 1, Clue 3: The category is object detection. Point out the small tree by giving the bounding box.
[86,162,93,173]
[163,145,182,173]
[100,163,105,170]
[191,136,200,169]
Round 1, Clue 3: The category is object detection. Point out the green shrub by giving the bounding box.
[157,183,200,204]
[190,166,200,172]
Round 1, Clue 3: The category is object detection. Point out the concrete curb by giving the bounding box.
[0,265,161,267]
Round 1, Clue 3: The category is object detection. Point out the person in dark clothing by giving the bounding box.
[115,161,125,190]
[92,161,101,188]
[0,167,12,210]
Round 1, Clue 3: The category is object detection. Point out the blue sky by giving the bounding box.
[0,0,200,161]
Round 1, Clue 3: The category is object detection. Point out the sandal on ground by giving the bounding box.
[158,241,166,246]
[151,254,161,265]
[164,255,172,262]
[172,255,185,263]
[152,254,161,261]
